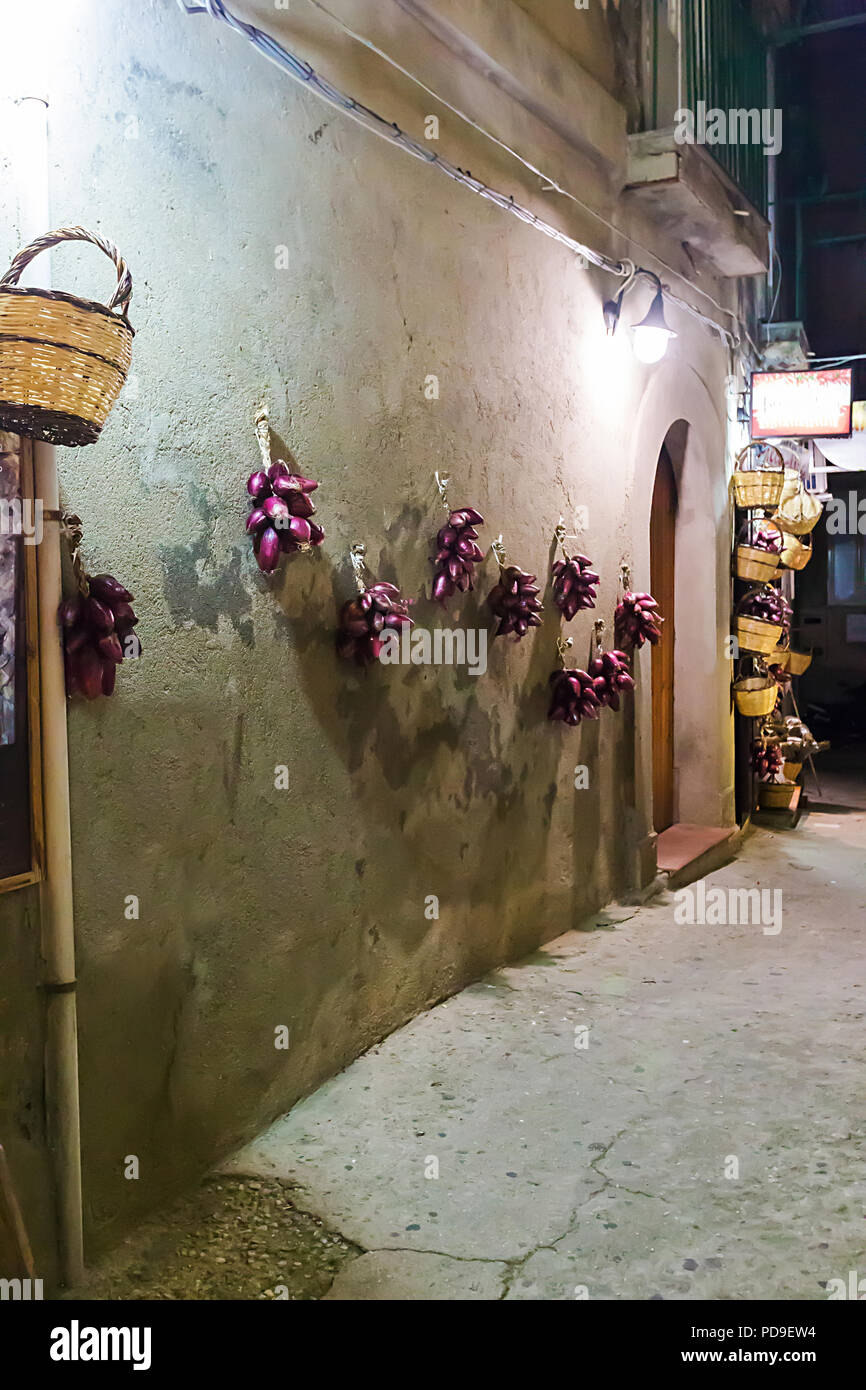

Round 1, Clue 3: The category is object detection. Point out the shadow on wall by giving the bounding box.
[262,428,624,957]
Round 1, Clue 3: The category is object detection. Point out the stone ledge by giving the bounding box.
[625,129,770,276]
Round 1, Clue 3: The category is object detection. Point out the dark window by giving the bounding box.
[828,535,866,606]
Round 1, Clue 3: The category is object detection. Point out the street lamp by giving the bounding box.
[602,269,677,364]
[631,284,678,364]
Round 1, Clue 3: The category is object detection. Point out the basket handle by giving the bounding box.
[735,443,784,474]
[0,226,132,315]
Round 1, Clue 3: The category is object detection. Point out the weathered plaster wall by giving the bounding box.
[0,0,735,1268]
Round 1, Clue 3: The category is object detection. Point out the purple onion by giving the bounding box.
[487,565,543,639]
[551,554,600,621]
[431,507,485,604]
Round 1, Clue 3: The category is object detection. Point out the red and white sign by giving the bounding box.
[751,368,853,440]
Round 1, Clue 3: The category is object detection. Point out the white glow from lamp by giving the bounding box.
[632,325,674,364]
[631,287,677,364]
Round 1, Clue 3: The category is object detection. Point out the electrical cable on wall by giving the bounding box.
[175,0,624,275]
[177,0,743,352]
[303,0,745,351]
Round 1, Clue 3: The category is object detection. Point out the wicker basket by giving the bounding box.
[780,532,812,570]
[734,544,781,582]
[0,227,133,447]
[734,676,778,717]
[736,614,784,656]
[780,467,802,504]
[758,781,798,809]
[773,486,822,536]
[783,761,803,782]
[771,645,790,671]
[786,649,812,676]
[732,444,785,509]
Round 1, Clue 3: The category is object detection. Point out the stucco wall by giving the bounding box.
[0,0,736,1270]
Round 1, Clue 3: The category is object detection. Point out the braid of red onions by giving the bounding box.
[336,543,413,667]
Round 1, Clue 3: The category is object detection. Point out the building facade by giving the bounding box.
[0,0,773,1278]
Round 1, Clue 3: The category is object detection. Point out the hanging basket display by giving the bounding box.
[733,675,777,717]
[786,648,813,676]
[773,484,823,536]
[780,467,802,504]
[770,644,790,671]
[758,781,798,810]
[734,519,782,582]
[735,613,784,656]
[779,531,812,570]
[0,227,134,447]
[735,586,789,655]
[734,545,779,583]
[732,444,785,509]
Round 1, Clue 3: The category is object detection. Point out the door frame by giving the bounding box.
[650,443,678,832]
[627,364,735,850]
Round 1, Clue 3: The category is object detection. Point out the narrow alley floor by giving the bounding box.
[78,769,866,1301]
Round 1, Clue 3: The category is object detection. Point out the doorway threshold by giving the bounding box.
[656,823,739,890]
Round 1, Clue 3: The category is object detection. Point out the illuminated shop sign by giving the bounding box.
[750,368,853,440]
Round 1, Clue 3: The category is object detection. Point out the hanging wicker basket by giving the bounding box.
[780,531,812,570]
[0,227,134,447]
[734,544,781,582]
[771,644,790,670]
[786,649,813,676]
[732,444,785,509]
[758,781,798,809]
[733,675,778,717]
[773,486,822,536]
[735,614,784,656]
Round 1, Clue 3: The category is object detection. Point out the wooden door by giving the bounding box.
[650,446,677,832]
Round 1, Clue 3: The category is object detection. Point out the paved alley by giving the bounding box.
[223,783,866,1301]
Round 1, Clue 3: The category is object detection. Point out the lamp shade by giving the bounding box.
[631,286,676,364]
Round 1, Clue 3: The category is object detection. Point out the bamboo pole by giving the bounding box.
[15,89,84,1289]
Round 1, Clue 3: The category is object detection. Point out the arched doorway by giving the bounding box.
[650,444,678,832]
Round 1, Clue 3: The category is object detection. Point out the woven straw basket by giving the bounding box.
[758,781,797,809]
[0,227,133,446]
[736,614,783,656]
[771,645,790,671]
[732,444,785,509]
[780,468,802,504]
[774,486,822,536]
[733,676,777,717]
[735,544,780,582]
[780,532,812,569]
[786,649,812,676]
[783,761,803,782]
